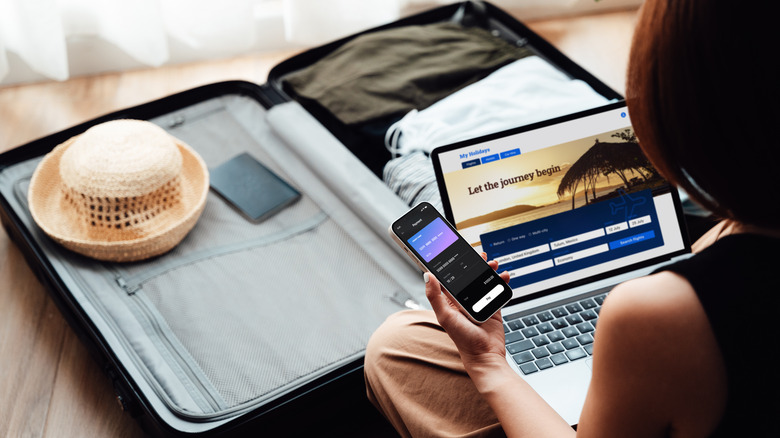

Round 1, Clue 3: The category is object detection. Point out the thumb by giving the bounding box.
[424,272,459,320]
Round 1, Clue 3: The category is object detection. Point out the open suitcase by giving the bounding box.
[0,2,622,436]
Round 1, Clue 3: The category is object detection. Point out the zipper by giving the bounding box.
[129,289,227,414]
[114,211,327,293]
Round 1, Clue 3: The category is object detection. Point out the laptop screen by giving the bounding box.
[431,102,689,301]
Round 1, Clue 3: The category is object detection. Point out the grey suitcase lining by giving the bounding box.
[0,94,423,424]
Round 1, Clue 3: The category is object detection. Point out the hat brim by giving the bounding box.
[28,134,209,263]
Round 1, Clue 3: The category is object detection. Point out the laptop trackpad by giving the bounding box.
[523,361,592,426]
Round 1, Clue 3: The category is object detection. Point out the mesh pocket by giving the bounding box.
[140,218,404,410]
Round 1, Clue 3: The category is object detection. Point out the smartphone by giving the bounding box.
[389,202,513,324]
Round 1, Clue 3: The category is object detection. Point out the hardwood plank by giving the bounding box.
[42,332,145,438]
[0,243,66,438]
[0,50,294,154]
[526,9,638,95]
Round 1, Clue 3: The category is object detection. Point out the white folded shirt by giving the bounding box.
[384,55,613,157]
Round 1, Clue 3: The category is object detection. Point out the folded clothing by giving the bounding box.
[385,56,612,157]
[383,56,612,209]
[382,151,443,213]
[283,22,532,125]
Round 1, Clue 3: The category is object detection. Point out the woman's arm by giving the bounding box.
[576,273,726,437]
[425,258,726,437]
[423,265,576,438]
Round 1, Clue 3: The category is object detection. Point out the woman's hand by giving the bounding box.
[425,254,576,437]
[424,254,511,373]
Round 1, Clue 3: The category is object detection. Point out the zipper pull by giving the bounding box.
[390,290,421,310]
[116,277,139,295]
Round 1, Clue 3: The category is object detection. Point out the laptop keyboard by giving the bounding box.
[503,290,609,375]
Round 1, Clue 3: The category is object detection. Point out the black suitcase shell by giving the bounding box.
[0,2,621,436]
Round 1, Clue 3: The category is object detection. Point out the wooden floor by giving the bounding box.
[0,8,638,437]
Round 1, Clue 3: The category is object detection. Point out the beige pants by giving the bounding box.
[364,310,506,438]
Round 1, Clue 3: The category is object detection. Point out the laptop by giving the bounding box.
[430,101,691,425]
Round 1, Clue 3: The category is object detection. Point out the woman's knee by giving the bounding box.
[365,309,438,371]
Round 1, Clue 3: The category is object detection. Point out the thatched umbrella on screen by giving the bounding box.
[557,140,654,209]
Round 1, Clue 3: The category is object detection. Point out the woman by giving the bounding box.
[364,0,780,436]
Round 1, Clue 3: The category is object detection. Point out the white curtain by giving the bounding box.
[1,0,70,81]
[0,0,405,85]
[0,0,640,85]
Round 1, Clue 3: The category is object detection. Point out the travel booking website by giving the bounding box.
[437,108,686,297]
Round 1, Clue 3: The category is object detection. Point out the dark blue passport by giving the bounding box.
[210,153,300,223]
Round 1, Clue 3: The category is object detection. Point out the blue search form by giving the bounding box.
[482,189,664,289]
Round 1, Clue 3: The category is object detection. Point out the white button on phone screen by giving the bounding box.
[472,284,504,313]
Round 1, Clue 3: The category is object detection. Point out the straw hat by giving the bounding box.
[28,119,209,262]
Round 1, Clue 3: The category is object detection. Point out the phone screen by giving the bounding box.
[391,202,512,322]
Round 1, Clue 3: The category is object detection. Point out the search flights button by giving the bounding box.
[473,284,505,313]
[608,230,655,250]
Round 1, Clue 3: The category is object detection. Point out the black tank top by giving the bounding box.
[657,234,780,437]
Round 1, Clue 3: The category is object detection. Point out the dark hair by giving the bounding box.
[626,0,780,229]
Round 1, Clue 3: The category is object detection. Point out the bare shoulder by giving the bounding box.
[577,272,727,437]
[601,271,702,328]
[595,271,719,381]
[595,272,714,364]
